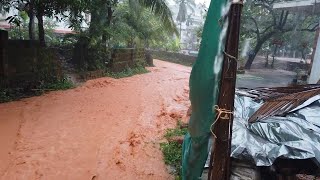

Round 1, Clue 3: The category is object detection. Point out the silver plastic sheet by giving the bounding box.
[231,94,320,166]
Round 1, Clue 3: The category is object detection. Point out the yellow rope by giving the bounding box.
[223,51,238,61]
[210,105,233,139]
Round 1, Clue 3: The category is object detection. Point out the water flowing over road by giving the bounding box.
[0,60,191,180]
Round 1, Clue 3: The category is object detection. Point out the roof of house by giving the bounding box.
[273,0,320,14]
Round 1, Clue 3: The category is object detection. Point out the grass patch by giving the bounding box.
[0,89,14,103]
[105,64,149,79]
[164,128,188,139]
[40,78,74,90]
[160,126,188,180]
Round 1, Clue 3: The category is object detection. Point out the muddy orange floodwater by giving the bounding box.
[0,60,191,180]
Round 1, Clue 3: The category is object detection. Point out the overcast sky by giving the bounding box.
[195,0,210,6]
[168,0,210,7]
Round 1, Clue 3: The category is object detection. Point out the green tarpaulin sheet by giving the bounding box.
[181,0,229,179]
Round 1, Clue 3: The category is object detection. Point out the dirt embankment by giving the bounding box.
[0,60,191,180]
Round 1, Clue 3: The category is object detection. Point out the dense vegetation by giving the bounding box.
[160,125,188,180]
[0,0,180,50]
[195,0,319,69]
[0,0,182,102]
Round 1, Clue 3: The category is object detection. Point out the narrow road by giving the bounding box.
[0,60,191,180]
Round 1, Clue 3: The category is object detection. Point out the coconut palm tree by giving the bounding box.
[88,0,178,42]
[175,0,196,39]
[134,0,178,35]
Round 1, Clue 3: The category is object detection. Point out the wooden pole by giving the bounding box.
[208,1,243,180]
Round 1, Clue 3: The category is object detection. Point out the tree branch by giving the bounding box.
[254,2,277,26]
[300,23,319,32]
[250,17,260,40]
[261,24,274,35]
[280,11,289,28]
[278,10,284,28]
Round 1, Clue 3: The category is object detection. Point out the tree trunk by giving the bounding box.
[271,45,278,68]
[265,52,269,67]
[36,10,45,46]
[28,14,35,40]
[28,0,35,40]
[244,42,263,69]
[301,49,306,60]
[101,3,113,46]
[89,8,99,38]
[244,31,276,69]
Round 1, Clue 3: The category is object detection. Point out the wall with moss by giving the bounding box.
[0,31,62,88]
[110,48,146,72]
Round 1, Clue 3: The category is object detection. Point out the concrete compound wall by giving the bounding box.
[149,50,196,66]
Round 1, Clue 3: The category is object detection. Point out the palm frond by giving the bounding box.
[133,0,178,35]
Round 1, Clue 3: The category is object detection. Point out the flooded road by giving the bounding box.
[0,60,191,180]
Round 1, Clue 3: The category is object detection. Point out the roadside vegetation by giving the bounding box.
[105,62,149,79]
[160,121,188,180]
[0,78,74,103]
[0,0,181,103]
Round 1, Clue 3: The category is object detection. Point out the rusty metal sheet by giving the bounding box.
[237,84,320,101]
[248,87,320,123]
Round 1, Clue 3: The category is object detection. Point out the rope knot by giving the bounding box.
[210,105,233,139]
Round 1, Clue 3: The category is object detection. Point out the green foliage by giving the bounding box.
[239,0,319,68]
[105,62,149,79]
[8,15,58,42]
[109,2,177,48]
[133,0,178,35]
[0,47,74,103]
[40,78,74,90]
[160,142,183,177]
[160,126,187,179]
[0,78,74,103]
[150,37,181,52]
[87,44,110,71]
[36,49,62,83]
[0,89,13,103]
[164,128,188,139]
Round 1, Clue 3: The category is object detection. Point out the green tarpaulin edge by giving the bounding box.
[181,0,228,179]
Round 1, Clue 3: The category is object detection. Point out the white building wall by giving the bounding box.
[309,27,320,84]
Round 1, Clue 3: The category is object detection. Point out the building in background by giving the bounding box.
[168,0,207,53]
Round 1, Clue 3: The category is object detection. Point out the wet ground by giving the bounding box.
[0,60,191,180]
[0,59,295,180]
[237,69,296,88]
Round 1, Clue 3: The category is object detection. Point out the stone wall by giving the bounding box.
[149,50,196,66]
[110,48,146,72]
[0,30,62,87]
[7,40,40,77]
[0,30,8,77]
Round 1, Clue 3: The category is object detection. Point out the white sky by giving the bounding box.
[195,0,211,6]
[168,0,211,7]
